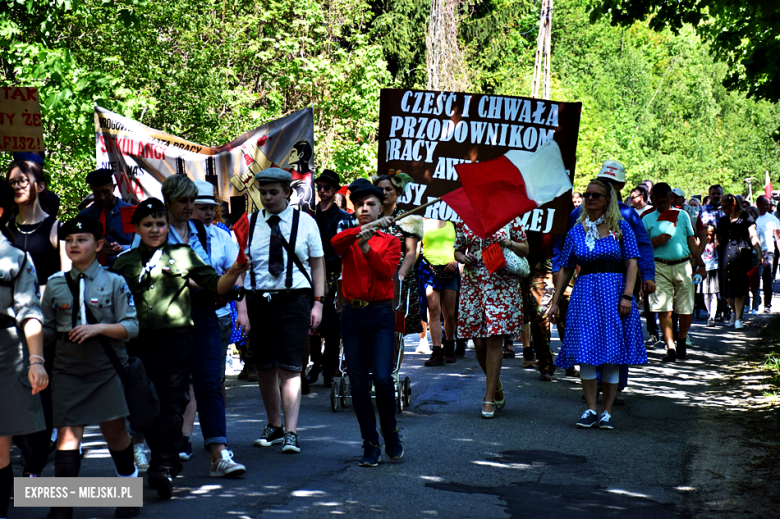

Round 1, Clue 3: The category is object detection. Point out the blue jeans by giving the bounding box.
[191,302,228,446]
[341,303,396,445]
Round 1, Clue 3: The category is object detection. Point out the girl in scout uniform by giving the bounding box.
[41,215,140,519]
[0,179,48,519]
[111,198,248,499]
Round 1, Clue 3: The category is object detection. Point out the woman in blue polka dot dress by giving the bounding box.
[549,179,647,430]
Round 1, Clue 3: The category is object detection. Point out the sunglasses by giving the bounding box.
[316,184,333,192]
[582,192,607,200]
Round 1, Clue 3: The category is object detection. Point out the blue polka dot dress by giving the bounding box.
[554,220,647,369]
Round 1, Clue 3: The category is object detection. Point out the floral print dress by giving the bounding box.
[455,217,526,339]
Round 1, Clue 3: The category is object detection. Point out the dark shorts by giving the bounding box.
[246,290,311,372]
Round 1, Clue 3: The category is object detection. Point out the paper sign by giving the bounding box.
[482,242,507,274]
[120,206,137,234]
[0,87,45,152]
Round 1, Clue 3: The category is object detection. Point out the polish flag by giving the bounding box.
[765,170,773,199]
[442,139,572,239]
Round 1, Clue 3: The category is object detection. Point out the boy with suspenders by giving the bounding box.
[244,168,326,454]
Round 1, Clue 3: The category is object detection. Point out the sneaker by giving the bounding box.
[735,319,744,330]
[282,431,300,453]
[147,469,174,499]
[644,335,660,346]
[415,337,431,354]
[179,435,192,461]
[764,307,772,314]
[661,348,677,363]
[752,309,759,315]
[253,424,285,447]
[382,427,404,460]
[209,450,246,478]
[576,409,599,428]
[707,319,716,327]
[133,444,149,474]
[599,411,615,430]
[359,441,382,467]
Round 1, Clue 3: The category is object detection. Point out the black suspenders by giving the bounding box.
[246,208,308,291]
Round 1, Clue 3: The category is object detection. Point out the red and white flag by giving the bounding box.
[765,170,772,199]
[442,139,572,238]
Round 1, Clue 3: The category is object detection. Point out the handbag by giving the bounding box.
[501,225,530,278]
[64,274,160,430]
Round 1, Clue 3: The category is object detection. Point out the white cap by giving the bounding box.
[671,187,685,198]
[193,180,219,206]
[597,160,626,183]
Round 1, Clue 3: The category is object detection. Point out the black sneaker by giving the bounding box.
[599,411,615,430]
[179,435,192,461]
[576,409,598,428]
[282,431,300,453]
[382,427,404,460]
[253,424,285,447]
[661,348,677,363]
[147,469,174,499]
[359,441,382,467]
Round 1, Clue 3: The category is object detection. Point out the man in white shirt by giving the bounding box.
[755,195,780,312]
[244,168,325,454]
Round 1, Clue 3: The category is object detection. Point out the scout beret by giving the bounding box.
[194,180,219,206]
[86,169,115,187]
[315,169,340,188]
[348,178,385,205]
[131,198,167,224]
[254,167,292,184]
[59,215,104,240]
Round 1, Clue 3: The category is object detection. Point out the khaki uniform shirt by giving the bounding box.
[112,241,221,331]
[42,260,139,341]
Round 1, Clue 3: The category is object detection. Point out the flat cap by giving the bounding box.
[348,178,384,205]
[315,169,340,188]
[59,215,104,240]
[86,169,115,187]
[131,198,167,224]
[255,167,292,184]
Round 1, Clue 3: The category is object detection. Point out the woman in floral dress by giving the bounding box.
[454,217,528,418]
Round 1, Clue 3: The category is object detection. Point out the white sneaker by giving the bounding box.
[735,320,744,330]
[209,450,246,478]
[133,444,149,474]
[752,309,759,315]
[415,337,431,354]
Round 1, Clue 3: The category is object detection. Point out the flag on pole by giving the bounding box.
[442,139,572,239]
[765,170,773,199]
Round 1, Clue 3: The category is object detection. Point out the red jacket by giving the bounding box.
[331,226,401,302]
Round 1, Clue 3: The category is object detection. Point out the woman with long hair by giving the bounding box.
[549,179,647,430]
[6,160,70,286]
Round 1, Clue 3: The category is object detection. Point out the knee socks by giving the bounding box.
[0,464,12,519]
[109,443,136,477]
[54,449,81,478]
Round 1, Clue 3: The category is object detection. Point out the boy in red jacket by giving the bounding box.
[331,179,401,467]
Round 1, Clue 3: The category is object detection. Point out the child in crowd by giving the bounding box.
[41,215,140,519]
[701,224,720,327]
[112,199,247,499]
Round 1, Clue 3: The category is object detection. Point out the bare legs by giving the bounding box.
[257,368,301,433]
[474,335,504,413]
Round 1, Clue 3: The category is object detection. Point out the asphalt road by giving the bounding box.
[11,305,771,519]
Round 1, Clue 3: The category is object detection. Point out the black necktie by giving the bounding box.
[268,215,284,277]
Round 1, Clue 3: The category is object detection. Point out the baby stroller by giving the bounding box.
[330,280,412,413]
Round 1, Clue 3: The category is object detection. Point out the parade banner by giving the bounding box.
[94,106,316,214]
[377,89,581,234]
[1,87,45,152]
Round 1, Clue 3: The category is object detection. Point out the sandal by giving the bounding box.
[495,379,506,410]
[482,401,496,419]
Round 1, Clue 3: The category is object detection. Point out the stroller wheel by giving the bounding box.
[330,381,338,412]
[339,378,347,408]
[403,377,412,407]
